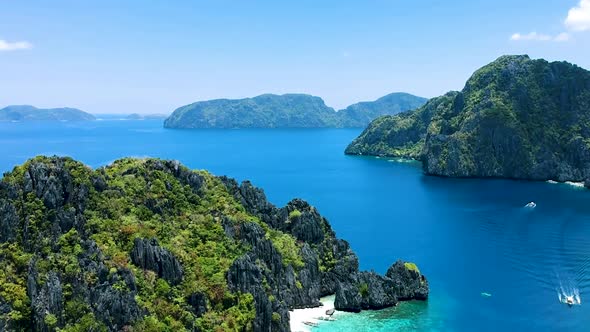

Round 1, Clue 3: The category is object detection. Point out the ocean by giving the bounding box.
[1,120,589,331]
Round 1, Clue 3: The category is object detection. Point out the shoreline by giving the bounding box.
[289,295,337,332]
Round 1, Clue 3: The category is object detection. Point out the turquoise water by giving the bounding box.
[2,120,590,331]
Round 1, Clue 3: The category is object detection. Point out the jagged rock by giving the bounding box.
[334,271,397,312]
[30,271,64,331]
[386,261,429,300]
[319,239,359,296]
[187,292,208,317]
[91,283,142,330]
[130,238,183,285]
[347,55,590,185]
[0,156,429,332]
[335,261,428,312]
[0,199,18,243]
[0,297,11,331]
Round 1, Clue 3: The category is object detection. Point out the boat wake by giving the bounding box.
[556,275,581,306]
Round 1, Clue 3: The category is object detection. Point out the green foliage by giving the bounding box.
[60,313,108,332]
[272,312,281,322]
[288,209,302,220]
[359,283,369,298]
[0,105,95,122]
[164,93,427,129]
[0,243,32,327]
[0,156,313,331]
[404,262,420,274]
[44,313,58,329]
[345,92,458,158]
[347,55,590,181]
[265,229,304,269]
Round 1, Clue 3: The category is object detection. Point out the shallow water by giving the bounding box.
[1,120,590,331]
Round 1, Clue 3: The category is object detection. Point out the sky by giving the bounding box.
[1,0,589,114]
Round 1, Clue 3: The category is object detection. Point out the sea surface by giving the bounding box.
[2,120,590,331]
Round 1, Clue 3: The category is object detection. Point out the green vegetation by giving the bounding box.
[163,93,426,129]
[346,55,590,182]
[0,105,95,121]
[288,209,302,220]
[345,92,458,158]
[0,156,312,331]
[266,229,305,269]
[358,283,369,298]
[404,262,420,274]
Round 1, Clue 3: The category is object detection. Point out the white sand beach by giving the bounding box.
[289,295,336,332]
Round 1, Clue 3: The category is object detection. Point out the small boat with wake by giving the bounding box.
[559,293,581,307]
[524,202,536,209]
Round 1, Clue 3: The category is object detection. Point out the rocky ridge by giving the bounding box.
[346,55,590,187]
[0,156,428,331]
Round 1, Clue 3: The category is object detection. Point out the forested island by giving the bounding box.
[164,93,426,129]
[346,55,590,187]
[0,106,95,122]
[0,156,428,331]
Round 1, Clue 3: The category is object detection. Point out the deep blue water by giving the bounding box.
[2,120,590,331]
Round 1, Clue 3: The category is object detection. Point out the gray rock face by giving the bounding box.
[30,271,64,331]
[130,238,183,285]
[0,156,429,331]
[386,261,429,300]
[222,178,429,330]
[346,55,590,187]
[0,199,18,243]
[334,261,429,312]
[187,292,208,317]
[0,158,144,331]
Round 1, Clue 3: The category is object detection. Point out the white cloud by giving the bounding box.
[510,32,569,42]
[565,0,590,31]
[0,39,33,51]
[554,32,571,41]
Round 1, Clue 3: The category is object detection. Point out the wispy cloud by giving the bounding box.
[510,0,590,42]
[565,0,590,31]
[510,32,570,42]
[0,39,33,51]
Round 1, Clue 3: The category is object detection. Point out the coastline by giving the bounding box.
[289,295,337,332]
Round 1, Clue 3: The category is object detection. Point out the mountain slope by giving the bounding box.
[164,94,339,128]
[337,93,427,127]
[0,156,428,331]
[0,105,95,121]
[346,55,590,184]
[163,93,426,129]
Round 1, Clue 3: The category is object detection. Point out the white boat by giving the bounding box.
[524,202,536,208]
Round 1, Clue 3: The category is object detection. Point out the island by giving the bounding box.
[346,55,590,187]
[0,156,428,331]
[163,93,426,129]
[0,105,95,122]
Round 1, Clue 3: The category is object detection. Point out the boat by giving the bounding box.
[524,202,536,208]
[303,321,319,327]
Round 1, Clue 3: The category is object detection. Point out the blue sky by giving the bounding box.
[1,0,589,114]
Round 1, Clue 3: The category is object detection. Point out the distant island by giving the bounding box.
[163,93,427,129]
[126,113,168,120]
[0,105,95,122]
[346,55,590,186]
[0,156,428,331]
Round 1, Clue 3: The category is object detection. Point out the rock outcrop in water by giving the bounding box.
[163,93,426,128]
[334,261,429,312]
[346,55,590,187]
[0,156,427,331]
